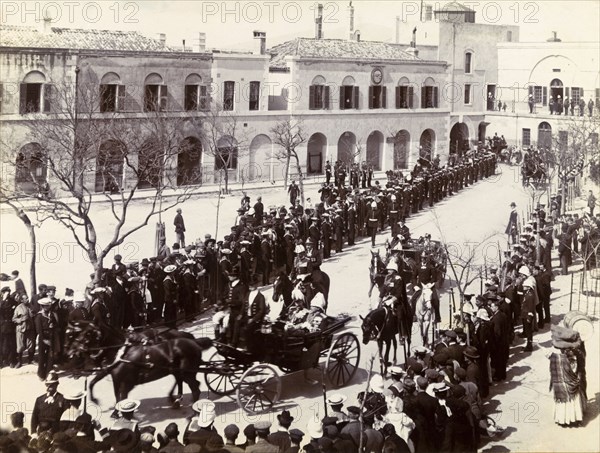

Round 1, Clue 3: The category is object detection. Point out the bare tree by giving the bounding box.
[1,77,198,282]
[550,115,600,213]
[271,118,307,205]
[200,102,249,194]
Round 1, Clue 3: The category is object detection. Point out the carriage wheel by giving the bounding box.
[325,333,360,388]
[204,350,244,396]
[236,363,281,414]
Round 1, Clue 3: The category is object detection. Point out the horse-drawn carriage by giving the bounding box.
[203,315,360,414]
[64,314,360,415]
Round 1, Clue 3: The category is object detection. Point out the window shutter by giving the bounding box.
[368,86,374,109]
[309,85,316,110]
[19,84,27,114]
[43,84,53,112]
[421,87,426,108]
[382,86,387,109]
[408,86,414,108]
[353,86,359,109]
[396,86,401,109]
[542,86,547,106]
[580,88,584,98]
[323,85,330,109]
[117,85,126,111]
[339,86,345,110]
[433,87,438,108]
[160,85,168,111]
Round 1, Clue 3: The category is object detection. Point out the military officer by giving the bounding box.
[347,200,357,246]
[31,372,67,434]
[34,297,59,380]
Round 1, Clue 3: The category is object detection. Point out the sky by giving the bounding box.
[1,0,599,51]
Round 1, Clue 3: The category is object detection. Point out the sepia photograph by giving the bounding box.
[0,1,599,451]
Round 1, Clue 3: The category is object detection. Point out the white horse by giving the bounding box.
[414,284,434,347]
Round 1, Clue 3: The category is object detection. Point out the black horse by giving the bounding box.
[273,269,331,315]
[360,306,399,376]
[64,322,212,407]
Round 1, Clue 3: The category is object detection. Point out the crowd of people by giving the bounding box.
[0,150,497,377]
[0,141,597,451]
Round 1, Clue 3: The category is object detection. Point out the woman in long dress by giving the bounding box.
[549,339,586,426]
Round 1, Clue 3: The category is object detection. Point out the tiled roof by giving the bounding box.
[268,37,420,69]
[0,25,172,52]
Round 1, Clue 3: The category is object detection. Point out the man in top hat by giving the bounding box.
[34,296,59,380]
[246,421,278,453]
[31,371,67,434]
[505,202,519,245]
[59,390,86,432]
[268,410,294,452]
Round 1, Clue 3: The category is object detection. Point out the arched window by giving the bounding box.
[340,76,358,110]
[100,72,124,112]
[20,71,52,114]
[309,76,329,110]
[144,73,167,112]
[15,143,48,195]
[464,51,473,73]
[184,73,209,111]
[396,77,414,109]
[421,78,438,108]
[95,140,125,193]
[215,136,238,170]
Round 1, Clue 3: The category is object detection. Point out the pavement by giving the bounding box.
[0,164,599,452]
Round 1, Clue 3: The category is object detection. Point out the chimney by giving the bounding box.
[410,26,417,48]
[396,16,400,44]
[197,33,206,52]
[41,16,52,35]
[348,1,354,40]
[156,33,166,47]
[253,30,266,55]
[546,31,561,42]
[315,3,323,39]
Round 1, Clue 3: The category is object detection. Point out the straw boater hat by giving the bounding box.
[164,265,177,274]
[63,390,86,401]
[115,399,140,413]
[326,393,347,406]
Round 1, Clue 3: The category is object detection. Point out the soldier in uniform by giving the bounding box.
[347,200,356,246]
[67,292,90,324]
[31,372,67,434]
[325,161,332,185]
[520,280,536,352]
[34,297,59,380]
[89,288,111,329]
[320,214,332,259]
[332,209,344,253]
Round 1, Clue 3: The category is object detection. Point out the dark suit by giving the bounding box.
[412,391,439,453]
[490,310,510,380]
[268,430,291,453]
[31,392,67,433]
